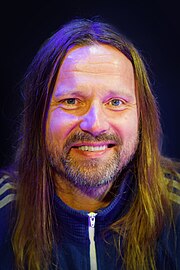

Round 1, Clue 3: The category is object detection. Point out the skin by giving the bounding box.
[46,44,138,212]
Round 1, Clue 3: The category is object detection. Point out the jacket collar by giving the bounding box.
[54,168,136,241]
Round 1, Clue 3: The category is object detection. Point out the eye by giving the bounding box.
[109,99,123,106]
[105,98,127,111]
[58,98,82,110]
[65,98,77,105]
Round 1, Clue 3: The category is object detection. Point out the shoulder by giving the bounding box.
[0,174,16,268]
[0,174,16,246]
[155,171,180,268]
[0,174,16,210]
[163,169,180,232]
[164,171,180,206]
[163,170,180,244]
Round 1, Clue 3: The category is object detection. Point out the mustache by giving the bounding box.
[64,131,122,150]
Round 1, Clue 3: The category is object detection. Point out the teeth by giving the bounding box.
[78,145,107,151]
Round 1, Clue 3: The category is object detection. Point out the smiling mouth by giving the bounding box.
[72,144,115,152]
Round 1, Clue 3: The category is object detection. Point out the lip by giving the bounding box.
[70,146,112,158]
[70,141,117,148]
[68,141,117,158]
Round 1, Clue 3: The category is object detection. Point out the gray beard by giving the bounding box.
[47,132,138,192]
[60,149,121,189]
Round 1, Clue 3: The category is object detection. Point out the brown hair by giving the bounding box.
[12,18,175,269]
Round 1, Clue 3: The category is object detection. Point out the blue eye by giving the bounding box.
[59,98,82,110]
[105,98,126,111]
[66,98,76,104]
[110,99,122,106]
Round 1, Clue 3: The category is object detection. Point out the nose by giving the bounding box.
[79,102,110,136]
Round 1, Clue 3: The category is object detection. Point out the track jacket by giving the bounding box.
[0,171,179,269]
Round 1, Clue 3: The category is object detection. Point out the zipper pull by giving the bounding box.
[88,212,98,270]
[88,212,97,228]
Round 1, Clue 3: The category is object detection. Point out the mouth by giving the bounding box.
[71,143,116,152]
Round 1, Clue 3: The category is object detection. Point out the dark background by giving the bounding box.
[0,0,179,167]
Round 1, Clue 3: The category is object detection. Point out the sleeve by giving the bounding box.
[0,175,16,246]
[156,171,180,269]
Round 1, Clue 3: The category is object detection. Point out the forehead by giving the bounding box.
[59,44,133,75]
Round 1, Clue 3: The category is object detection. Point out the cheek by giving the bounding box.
[47,110,80,140]
[111,111,138,140]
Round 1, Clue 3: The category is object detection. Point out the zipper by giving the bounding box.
[88,212,98,270]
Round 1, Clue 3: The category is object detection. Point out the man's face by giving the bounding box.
[46,44,138,190]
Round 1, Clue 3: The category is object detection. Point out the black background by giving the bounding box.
[0,0,179,167]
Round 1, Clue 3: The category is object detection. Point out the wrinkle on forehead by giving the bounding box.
[60,44,133,75]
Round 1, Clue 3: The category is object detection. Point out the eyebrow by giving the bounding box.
[54,89,86,98]
[105,90,136,101]
[54,88,135,102]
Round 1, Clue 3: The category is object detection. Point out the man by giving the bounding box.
[0,18,179,270]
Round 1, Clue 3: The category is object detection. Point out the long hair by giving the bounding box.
[12,18,175,269]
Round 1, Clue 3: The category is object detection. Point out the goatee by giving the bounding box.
[47,131,138,192]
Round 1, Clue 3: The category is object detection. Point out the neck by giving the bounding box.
[54,175,114,212]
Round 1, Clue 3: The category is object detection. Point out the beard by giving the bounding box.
[46,131,139,191]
